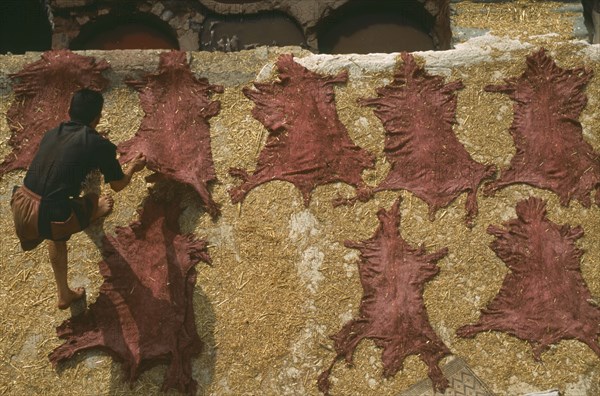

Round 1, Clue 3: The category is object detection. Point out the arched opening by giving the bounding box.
[0,0,51,54]
[70,14,179,50]
[201,12,305,52]
[317,0,437,54]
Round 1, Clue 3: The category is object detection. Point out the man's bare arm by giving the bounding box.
[110,153,146,192]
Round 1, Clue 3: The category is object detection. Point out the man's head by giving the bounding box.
[69,89,104,127]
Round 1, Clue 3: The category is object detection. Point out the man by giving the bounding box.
[11,89,146,309]
[583,0,600,44]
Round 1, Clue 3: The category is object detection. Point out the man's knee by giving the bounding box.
[593,10,600,44]
[48,239,67,248]
[47,240,68,257]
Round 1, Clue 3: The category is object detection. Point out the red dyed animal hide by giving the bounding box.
[229,54,375,205]
[347,53,495,226]
[0,50,109,177]
[49,197,211,394]
[119,51,223,218]
[457,197,600,359]
[484,49,600,206]
[318,198,451,394]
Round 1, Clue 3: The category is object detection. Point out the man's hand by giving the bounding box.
[109,153,146,192]
[129,152,147,173]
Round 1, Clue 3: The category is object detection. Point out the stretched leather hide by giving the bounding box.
[1,50,109,177]
[457,197,600,360]
[229,54,375,206]
[319,198,451,394]
[484,49,600,207]
[119,51,223,218]
[49,197,211,395]
[338,52,495,226]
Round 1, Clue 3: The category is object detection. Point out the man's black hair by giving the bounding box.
[68,89,104,125]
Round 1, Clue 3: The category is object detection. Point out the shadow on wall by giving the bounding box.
[103,286,217,395]
[316,0,436,54]
[70,13,180,50]
[53,259,218,395]
[53,179,218,394]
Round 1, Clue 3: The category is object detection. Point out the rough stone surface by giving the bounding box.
[179,30,199,51]
[49,0,451,52]
[1,34,600,396]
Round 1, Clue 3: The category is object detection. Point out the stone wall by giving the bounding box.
[48,0,450,51]
[46,0,596,53]
[1,33,600,395]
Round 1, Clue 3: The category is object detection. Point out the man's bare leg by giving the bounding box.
[594,10,600,44]
[46,195,111,309]
[47,240,84,309]
[90,194,114,222]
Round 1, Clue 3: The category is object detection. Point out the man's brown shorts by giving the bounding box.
[10,186,99,251]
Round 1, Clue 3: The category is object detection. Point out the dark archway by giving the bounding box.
[317,0,438,54]
[0,0,51,54]
[70,13,179,50]
[200,12,305,52]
